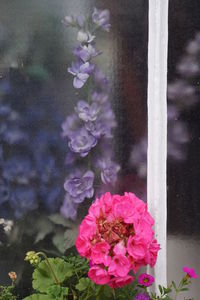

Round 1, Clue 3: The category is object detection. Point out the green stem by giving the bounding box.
[112,288,116,300]
[37,252,59,284]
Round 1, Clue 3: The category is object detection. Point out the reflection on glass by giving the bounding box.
[0,0,148,297]
[168,0,200,297]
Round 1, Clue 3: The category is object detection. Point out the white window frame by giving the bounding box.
[147,0,169,290]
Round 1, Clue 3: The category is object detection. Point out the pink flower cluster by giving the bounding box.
[75,192,160,288]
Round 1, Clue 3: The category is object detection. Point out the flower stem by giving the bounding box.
[37,252,59,284]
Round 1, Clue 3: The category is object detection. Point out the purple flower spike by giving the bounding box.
[63,14,85,27]
[61,114,81,139]
[75,100,100,122]
[94,68,109,91]
[68,61,94,89]
[92,7,111,32]
[74,44,100,62]
[63,15,77,26]
[77,30,95,43]
[60,194,78,220]
[69,127,97,157]
[64,170,94,203]
[98,158,120,184]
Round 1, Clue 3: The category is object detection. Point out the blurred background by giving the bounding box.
[167,0,200,298]
[0,0,148,297]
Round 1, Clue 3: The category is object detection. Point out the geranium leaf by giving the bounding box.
[23,294,50,300]
[32,258,73,293]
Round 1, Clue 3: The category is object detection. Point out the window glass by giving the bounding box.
[0,0,148,297]
[167,0,200,297]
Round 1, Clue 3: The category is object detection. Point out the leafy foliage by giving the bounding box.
[0,285,16,300]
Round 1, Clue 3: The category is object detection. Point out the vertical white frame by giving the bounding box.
[147,0,169,290]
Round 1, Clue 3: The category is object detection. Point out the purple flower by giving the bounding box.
[3,157,35,184]
[97,158,120,184]
[10,187,37,219]
[135,294,150,300]
[60,194,78,220]
[74,44,100,62]
[63,14,85,27]
[68,61,94,89]
[92,7,111,32]
[168,80,197,108]
[91,91,109,104]
[75,100,100,122]
[69,127,97,157]
[61,114,81,139]
[94,68,109,91]
[64,170,94,203]
[77,30,95,43]
[0,179,10,205]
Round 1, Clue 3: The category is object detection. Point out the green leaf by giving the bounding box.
[75,278,91,291]
[47,285,69,298]
[34,218,53,243]
[64,227,78,248]
[163,287,172,294]
[103,285,113,297]
[180,287,189,291]
[48,214,74,227]
[171,281,177,290]
[159,285,163,295]
[52,233,68,254]
[23,295,50,300]
[32,258,73,293]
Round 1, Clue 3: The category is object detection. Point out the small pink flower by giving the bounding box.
[108,275,135,288]
[138,273,155,287]
[88,266,110,284]
[108,254,131,277]
[183,266,198,278]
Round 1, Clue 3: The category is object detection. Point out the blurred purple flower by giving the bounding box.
[0,179,10,205]
[63,14,85,27]
[75,100,100,122]
[177,55,200,77]
[94,68,109,91]
[168,80,197,108]
[92,7,111,32]
[64,170,94,203]
[91,91,109,104]
[77,30,95,43]
[68,61,94,89]
[97,158,120,184]
[135,294,150,300]
[69,127,97,157]
[61,114,81,139]
[186,33,200,55]
[60,194,78,220]
[74,44,100,62]
[3,157,35,184]
[10,187,37,219]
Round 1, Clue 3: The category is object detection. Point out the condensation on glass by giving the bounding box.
[167,0,200,297]
[0,0,148,297]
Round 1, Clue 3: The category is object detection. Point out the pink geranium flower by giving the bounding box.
[75,192,160,287]
[138,273,155,287]
[88,266,110,284]
[183,266,198,278]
